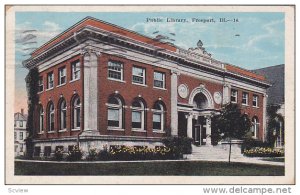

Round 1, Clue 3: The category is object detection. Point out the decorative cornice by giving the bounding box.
[22,26,271,88]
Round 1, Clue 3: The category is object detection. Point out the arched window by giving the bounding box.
[59,99,67,130]
[251,116,259,138]
[47,102,55,132]
[153,102,165,131]
[72,96,81,130]
[131,100,145,130]
[38,105,44,133]
[107,96,123,128]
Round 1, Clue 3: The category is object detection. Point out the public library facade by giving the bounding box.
[23,17,270,156]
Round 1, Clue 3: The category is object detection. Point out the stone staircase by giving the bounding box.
[186,144,244,160]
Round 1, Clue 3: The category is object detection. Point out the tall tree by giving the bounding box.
[267,104,284,147]
[212,103,251,163]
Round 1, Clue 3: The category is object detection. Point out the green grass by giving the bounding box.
[15,160,284,176]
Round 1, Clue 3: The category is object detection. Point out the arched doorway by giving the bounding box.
[192,92,209,146]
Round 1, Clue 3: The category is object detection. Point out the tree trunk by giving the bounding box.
[228,137,232,164]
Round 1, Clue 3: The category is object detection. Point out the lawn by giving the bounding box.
[15,160,284,176]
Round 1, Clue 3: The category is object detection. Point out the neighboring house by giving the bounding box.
[253,64,284,148]
[14,109,27,156]
[23,17,270,157]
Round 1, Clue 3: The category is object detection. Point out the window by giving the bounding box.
[253,95,259,107]
[154,71,165,88]
[242,92,249,105]
[108,61,123,80]
[38,105,44,133]
[14,121,16,127]
[38,76,44,92]
[44,146,51,157]
[71,60,80,80]
[72,97,81,129]
[47,72,54,89]
[59,99,67,130]
[132,100,145,129]
[14,132,17,140]
[19,132,24,140]
[33,146,41,157]
[20,144,23,152]
[132,66,146,85]
[47,102,55,132]
[152,102,165,131]
[251,117,259,138]
[19,121,23,127]
[107,96,123,128]
[231,89,238,103]
[58,67,66,85]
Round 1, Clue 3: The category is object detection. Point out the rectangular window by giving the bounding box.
[242,92,249,105]
[38,76,44,92]
[108,108,120,127]
[14,121,16,127]
[44,146,51,157]
[33,146,41,157]
[19,121,23,127]
[20,132,23,140]
[154,71,165,88]
[47,72,54,89]
[14,132,17,140]
[132,66,145,85]
[231,89,238,103]
[153,113,162,130]
[108,61,123,80]
[71,60,80,80]
[253,95,259,107]
[50,112,54,131]
[132,111,142,129]
[20,144,23,152]
[58,67,66,85]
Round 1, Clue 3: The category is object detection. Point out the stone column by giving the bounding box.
[262,93,268,142]
[170,70,179,136]
[187,113,193,138]
[222,83,231,104]
[81,50,100,136]
[205,115,212,145]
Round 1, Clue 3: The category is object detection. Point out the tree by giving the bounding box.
[24,67,39,158]
[212,103,251,163]
[267,104,284,147]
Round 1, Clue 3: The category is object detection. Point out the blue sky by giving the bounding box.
[15,12,285,112]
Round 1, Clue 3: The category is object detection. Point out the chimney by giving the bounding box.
[21,108,24,115]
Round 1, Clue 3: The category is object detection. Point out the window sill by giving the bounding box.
[252,106,260,109]
[71,128,80,131]
[59,129,67,132]
[47,131,55,134]
[69,79,80,83]
[132,129,146,132]
[37,91,44,94]
[46,87,54,92]
[132,82,147,87]
[231,101,237,104]
[242,104,249,107]
[153,86,167,90]
[108,128,125,131]
[57,83,66,88]
[107,78,126,83]
[37,132,44,135]
[153,130,165,134]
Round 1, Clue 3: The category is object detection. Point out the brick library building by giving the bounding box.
[23,17,270,157]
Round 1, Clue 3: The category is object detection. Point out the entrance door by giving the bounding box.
[192,116,206,146]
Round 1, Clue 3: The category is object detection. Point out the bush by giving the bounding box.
[86,147,98,161]
[162,136,193,158]
[241,139,272,153]
[54,148,64,161]
[66,145,83,161]
[243,147,284,157]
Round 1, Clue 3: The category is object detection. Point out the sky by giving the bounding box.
[14,12,285,113]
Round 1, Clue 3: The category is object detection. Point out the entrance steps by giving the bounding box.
[186,144,244,160]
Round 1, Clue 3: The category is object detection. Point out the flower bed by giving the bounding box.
[243,147,284,157]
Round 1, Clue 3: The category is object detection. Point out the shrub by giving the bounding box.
[86,147,98,161]
[241,139,272,153]
[54,148,64,161]
[66,145,83,161]
[98,145,110,161]
[162,136,193,158]
[243,147,284,157]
